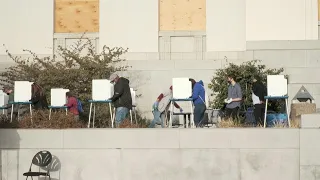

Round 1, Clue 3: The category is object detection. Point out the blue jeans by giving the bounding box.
[115,107,129,127]
[149,110,165,128]
[194,103,206,127]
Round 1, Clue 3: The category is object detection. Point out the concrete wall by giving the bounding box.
[0,128,319,180]
[0,0,54,55]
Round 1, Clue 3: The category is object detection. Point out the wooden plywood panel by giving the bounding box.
[318,0,320,20]
[54,0,99,33]
[160,0,206,31]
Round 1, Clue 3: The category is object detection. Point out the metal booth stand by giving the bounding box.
[48,106,68,120]
[87,100,114,128]
[8,101,32,122]
[168,98,195,128]
[263,95,290,128]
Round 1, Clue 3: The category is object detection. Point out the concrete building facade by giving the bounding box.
[1,0,320,117]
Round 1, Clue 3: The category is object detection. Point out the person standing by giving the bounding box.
[65,92,79,120]
[224,75,242,120]
[30,83,48,110]
[109,73,132,127]
[149,86,183,128]
[252,76,267,126]
[190,79,206,127]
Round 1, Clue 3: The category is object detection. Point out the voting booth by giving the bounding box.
[169,78,194,128]
[49,88,69,120]
[263,75,290,128]
[10,81,33,122]
[88,79,114,128]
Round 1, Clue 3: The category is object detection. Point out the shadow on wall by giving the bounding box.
[0,129,21,180]
[39,155,62,180]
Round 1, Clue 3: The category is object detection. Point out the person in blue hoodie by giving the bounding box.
[189,78,206,127]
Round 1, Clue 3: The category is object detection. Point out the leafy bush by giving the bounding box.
[20,111,86,129]
[0,37,149,127]
[208,60,284,110]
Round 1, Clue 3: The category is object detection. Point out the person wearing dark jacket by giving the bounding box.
[252,76,267,126]
[109,73,132,127]
[31,83,48,110]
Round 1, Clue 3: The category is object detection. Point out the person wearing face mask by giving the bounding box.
[108,73,132,127]
[224,75,242,120]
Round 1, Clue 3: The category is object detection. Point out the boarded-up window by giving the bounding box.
[54,0,99,33]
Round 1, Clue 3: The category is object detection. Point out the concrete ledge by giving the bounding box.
[63,129,180,149]
[0,129,301,149]
[179,129,300,149]
[301,114,320,128]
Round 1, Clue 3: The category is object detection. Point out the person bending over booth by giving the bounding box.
[149,86,183,128]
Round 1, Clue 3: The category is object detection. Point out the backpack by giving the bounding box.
[77,99,84,113]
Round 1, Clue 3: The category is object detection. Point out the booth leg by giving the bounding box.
[134,108,137,124]
[10,104,13,123]
[263,99,268,128]
[130,110,133,124]
[88,103,93,128]
[169,101,174,128]
[93,104,96,128]
[29,104,32,123]
[286,99,290,127]
[49,108,52,120]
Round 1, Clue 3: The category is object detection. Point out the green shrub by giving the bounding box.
[208,60,285,110]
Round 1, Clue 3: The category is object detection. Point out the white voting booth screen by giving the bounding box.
[267,75,288,96]
[14,81,32,102]
[130,88,136,105]
[51,88,69,106]
[92,79,114,101]
[172,78,192,99]
[0,91,9,107]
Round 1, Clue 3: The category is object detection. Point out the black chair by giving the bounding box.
[23,150,52,180]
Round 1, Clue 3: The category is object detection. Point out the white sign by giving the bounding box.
[267,75,288,96]
[51,88,69,106]
[172,78,192,99]
[14,81,32,102]
[92,79,114,101]
[0,91,9,107]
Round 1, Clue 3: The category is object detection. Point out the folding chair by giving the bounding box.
[23,150,52,180]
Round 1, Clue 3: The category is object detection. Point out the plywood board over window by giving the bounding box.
[159,0,206,31]
[318,0,320,20]
[54,0,99,33]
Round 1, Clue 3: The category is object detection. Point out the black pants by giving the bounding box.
[254,104,265,126]
[225,107,239,120]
